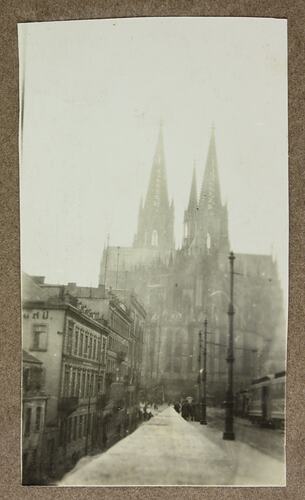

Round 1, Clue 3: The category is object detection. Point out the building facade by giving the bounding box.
[22,275,109,479]
[22,275,148,477]
[22,350,48,485]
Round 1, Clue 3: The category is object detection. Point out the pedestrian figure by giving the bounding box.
[174,402,181,413]
[189,402,195,421]
[181,400,190,420]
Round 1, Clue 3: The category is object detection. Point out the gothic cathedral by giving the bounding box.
[99,125,285,401]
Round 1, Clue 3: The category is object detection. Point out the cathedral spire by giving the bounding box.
[133,122,174,252]
[199,126,222,212]
[144,121,169,212]
[187,164,198,211]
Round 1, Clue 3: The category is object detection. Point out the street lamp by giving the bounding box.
[198,330,203,422]
[200,319,208,425]
[223,251,236,441]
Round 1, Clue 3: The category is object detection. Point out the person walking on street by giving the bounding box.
[181,400,189,420]
[174,402,181,413]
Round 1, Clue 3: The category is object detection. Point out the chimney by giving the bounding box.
[31,276,45,285]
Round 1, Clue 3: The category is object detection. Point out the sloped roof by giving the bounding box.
[22,350,42,365]
[22,273,49,302]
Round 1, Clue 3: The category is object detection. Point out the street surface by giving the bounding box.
[59,406,285,486]
[192,407,285,462]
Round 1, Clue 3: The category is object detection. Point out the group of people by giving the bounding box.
[138,401,159,421]
[173,399,196,421]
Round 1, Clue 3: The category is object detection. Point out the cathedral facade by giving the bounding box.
[99,125,286,401]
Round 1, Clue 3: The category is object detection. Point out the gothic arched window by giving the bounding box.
[151,230,158,247]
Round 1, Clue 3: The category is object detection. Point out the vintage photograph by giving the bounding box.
[18,17,288,486]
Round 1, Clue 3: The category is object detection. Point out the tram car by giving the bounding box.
[248,370,285,428]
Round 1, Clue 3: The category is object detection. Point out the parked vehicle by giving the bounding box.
[248,370,285,428]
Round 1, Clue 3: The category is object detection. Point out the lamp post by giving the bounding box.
[200,318,208,425]
[198,330,202,421]
[223,251,236,441]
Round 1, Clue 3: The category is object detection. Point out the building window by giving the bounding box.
[63,365,70,396]
[84,334,88,358]
[102,337,107,364]
[74,327,79,355]
[92,337,96,359]
[76,370,81,397]
[86,372,91,398]
[88,336,92,359]
[24,407,31,436]
[71,369,76,396]
[81,371,85,398]
[31,324,48,351]
[79,416,83,439]
[35,407,42,432]
[79,330,84,356]
[66,320,74,355]
[151,230,158,247]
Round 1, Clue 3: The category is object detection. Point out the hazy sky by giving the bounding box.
[19,17,288,300]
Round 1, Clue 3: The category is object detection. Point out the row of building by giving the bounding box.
[22,273,147,484]
[22,123,286,483]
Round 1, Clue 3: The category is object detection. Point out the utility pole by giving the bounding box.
[223,251,236,440]
[198,330,203,423]
[115,246,120,289]
[201,319,208,425]
[104,233,110,288]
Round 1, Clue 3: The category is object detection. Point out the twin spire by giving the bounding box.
[144,121,170,212]
[198,126,222,211]
[137,121,223,252]
[187,165,198,212]
[187,125,222,214]
[145,121,221,217]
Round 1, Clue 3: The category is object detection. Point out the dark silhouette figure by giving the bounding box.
[174,402,181,413]
[181,400,190,420]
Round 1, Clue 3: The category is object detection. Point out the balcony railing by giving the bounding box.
[58,396,79,416]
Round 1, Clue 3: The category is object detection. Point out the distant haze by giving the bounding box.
[18,17,288,308]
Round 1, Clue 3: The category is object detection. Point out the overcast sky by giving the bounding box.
[18,17,288,304]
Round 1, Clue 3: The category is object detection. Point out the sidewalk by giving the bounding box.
[59,406,285,486]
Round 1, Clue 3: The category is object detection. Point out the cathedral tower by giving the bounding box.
[193,127,229,255]
[133,123,175,254]
[183,166,198,248]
